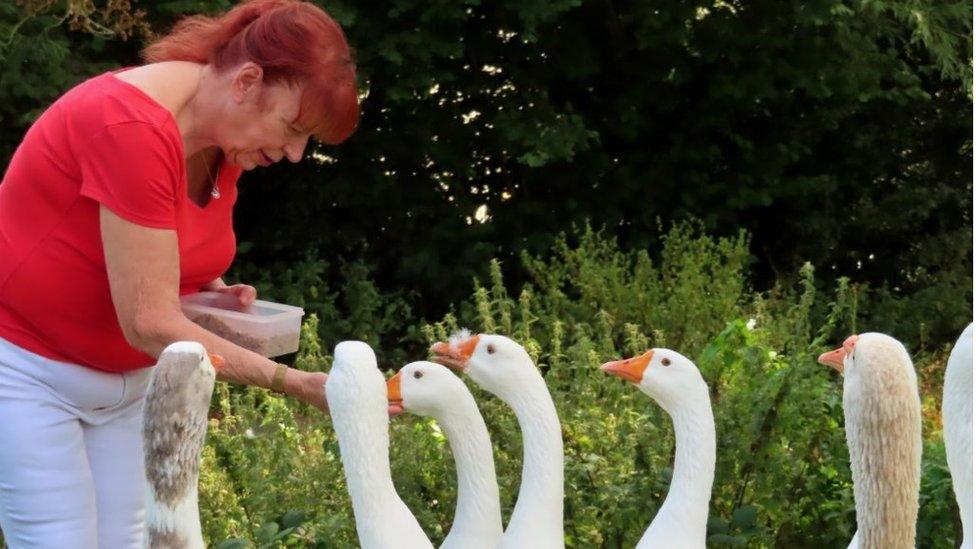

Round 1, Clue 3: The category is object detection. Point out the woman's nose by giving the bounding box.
[284,134,310,163]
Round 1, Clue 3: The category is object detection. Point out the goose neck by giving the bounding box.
[500,379,564,541]
[656,399,715,528]
[434,402,503,544]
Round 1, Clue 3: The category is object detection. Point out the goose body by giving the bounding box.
[142,341,223,549]
[388,361,503,548]
[432,333,564,549]
[944,323,973,549]
[326,341,433,549]
[820,333,921,548]
[601,348,715,548]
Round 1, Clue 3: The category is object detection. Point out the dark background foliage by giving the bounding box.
[0,1,971,349]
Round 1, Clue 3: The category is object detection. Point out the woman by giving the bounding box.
[0,1,358,546]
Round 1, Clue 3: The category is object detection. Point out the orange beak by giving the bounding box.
[430,334,480,372]
[387,371,403,404]
[208,353,226,371]
[818,334,859,373]
[387,371,404,418]
[817,347,845,372]
[601,350,654,384]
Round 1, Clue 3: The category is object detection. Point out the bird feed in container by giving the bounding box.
[180,292,304,358]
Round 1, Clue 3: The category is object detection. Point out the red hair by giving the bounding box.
[144,0,359,145]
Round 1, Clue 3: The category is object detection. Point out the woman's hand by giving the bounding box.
[202,278,258,306]
[285,370,329,413]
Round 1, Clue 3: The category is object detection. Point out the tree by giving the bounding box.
[0,0,970,342]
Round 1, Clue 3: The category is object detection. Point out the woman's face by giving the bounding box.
[218,65,312,171]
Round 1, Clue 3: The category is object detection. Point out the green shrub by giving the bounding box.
[198,223,964,548]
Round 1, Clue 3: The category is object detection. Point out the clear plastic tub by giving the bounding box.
[180,291,305,358]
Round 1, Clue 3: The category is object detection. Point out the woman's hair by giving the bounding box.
[144,0,359,145]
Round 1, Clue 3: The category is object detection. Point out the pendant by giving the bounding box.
[211,184,221,199]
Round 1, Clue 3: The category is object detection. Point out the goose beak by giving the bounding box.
[430,335,480,373]
[817,347,846,373]
[208,353,226,372]
[601,350,653,384]
[818,334,858,374]
[387,372,404,418]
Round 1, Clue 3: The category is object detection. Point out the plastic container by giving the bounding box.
[180,291,305,358]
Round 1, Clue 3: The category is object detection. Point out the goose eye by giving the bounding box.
[413,370,423,379]
[486,344,496,354]
[661,358,671,367]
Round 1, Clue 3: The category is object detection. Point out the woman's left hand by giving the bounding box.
[287,370,329,413]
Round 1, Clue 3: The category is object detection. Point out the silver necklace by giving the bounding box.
[199,153,220,200]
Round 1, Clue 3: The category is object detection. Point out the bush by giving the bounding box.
[199,223,964,548]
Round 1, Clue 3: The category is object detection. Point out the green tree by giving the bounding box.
[0,0,970,345]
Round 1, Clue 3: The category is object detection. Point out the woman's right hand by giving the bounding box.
[207,284,258,307]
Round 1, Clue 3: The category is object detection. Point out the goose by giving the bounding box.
[601,348,716,548]
[387,361,503,548]
[943,323,973,549]
[431,333,564,549]
[142,341,225,549]
[326,341,434,549]
[819,333,921,548]
[819,338,862,549]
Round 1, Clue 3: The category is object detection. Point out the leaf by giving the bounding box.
[731,505,758,529]
[280,510,309,529]
[215,540,249,549]
[707,533,748,546]
[254,522,279,543]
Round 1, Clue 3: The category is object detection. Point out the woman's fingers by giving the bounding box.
[218,284,257,306]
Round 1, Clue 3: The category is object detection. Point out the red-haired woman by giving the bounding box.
[0,1,357,545]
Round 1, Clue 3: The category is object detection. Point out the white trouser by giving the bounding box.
[0,337,152,548]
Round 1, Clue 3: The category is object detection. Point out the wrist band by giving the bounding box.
[271,363,288,394]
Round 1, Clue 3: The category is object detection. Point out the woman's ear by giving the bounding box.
[232,62,264,103]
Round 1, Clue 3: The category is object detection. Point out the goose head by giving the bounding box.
[818,333,914,380]
[326,341,384,413]
[387,361,469,418]
[149,341,225,417]
[601,348,707,414]
[818,334,859,374]
[429,332,537,397]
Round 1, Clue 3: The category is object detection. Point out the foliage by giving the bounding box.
[0,0,970,331]
[196,225,964,548]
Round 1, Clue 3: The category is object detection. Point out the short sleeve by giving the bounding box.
[78,121,181,229]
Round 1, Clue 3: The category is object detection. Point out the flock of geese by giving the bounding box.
[140,323,973,548]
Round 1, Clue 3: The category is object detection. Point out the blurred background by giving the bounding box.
[0,1,971,547]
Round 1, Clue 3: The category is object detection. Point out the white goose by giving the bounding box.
[819,333,921,548]
[944,323,973,549]
[142,341,225,549]
[431,333,564,549]
[601,348,715,548]
[326,341,434,549]
[387,361,503,548]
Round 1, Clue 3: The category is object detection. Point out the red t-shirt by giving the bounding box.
[0,71,242,372]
